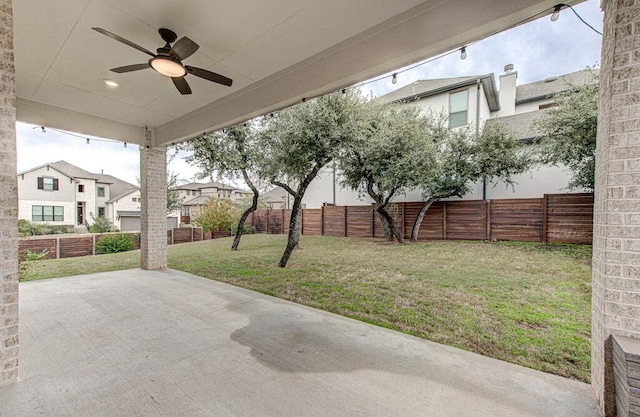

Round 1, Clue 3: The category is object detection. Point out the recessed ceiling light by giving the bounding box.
[104,79,119,88]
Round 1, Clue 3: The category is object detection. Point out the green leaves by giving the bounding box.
[259,91,364,194]
[533,73,598,191]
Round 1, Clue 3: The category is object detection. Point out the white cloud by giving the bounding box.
[17,0,603,185]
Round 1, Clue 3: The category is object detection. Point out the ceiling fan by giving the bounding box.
[92,27,233,95]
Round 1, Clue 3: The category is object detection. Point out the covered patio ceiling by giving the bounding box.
[14,0,573,146]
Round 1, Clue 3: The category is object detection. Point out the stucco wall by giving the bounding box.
[18,166,75,202]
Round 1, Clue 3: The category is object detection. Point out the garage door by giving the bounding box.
[120,216,140,232]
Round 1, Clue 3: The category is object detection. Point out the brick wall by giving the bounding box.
[0,0,18,386]
[140,130,167,270]
[593,0,640,415]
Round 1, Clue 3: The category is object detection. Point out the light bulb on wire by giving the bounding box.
[460,47,467,60]
[551,4,562,21]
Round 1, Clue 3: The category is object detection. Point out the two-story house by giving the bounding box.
[300,66,597,208]
[17,160,179,231]
[177,181,252,222]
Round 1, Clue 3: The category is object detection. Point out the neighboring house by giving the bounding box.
[263,186,293,210]
[302,67,597,208]
[178,181,252,221]
[17,160,178,231]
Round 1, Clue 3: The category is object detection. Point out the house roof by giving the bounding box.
[182,195,214,206]
[515,69,599,104]
[99,175,137,199]
[106,186,140,204]
[378,74,501,112]
[178,181,251,193]
[487,111,546,143]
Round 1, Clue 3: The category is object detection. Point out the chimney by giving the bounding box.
[498,64,517,117]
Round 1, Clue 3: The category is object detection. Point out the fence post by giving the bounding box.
[486,200,491,241]
[371,204,375,237]
[321,206,325,236]
[443,202,447,240]
[282,209,285,234]
[92,234,96,256]
[344,206,348,237]
[542,194,548,243]
[191,227,194,242]
[171,229,174,245]
[56,237,60,259]
[400,202,406,239]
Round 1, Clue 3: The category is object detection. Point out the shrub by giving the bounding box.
[96,233,135,254]
[25,249,49,261]
[89,216,116,233]
[194,198,238,233]
[231,223,255,235]
[19,219,46,237]
[18,220,73,236]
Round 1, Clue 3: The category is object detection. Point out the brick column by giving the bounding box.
[0,0,18,386]
[140,128,167,270]
[593,1,640,415]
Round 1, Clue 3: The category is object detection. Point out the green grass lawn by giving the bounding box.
[20,234,592,382]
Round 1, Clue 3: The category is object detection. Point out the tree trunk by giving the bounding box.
[279,196,303,267]
[275,161,326,267]
[410,198,435,243]
[231,170,259,250]
[365,178,403,243]
[231,192,258,250]
[376,205,404,243]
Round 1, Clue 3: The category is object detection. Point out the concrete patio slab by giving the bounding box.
[0,269,600,416]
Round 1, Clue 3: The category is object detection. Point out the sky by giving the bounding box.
[16,0,604,186]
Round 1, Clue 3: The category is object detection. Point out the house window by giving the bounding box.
[37,177,59,191]
[131,197,140,202]
[32,205,64,222]
[97,187,105,197]
[449,90,468,128]
[538,102,556,110]
[98,207,105,217]
[78,184,84,192]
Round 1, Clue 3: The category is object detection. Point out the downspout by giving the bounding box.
[476,78,486,200]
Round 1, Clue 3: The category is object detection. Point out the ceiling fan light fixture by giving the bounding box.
[150,57,186,77]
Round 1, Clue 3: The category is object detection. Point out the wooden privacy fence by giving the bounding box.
[248,193,594,244]
[18,227,216,261]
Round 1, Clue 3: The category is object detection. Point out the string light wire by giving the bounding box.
[37,126,129,147]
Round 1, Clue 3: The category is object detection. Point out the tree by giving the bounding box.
[167,172,182,213]
[182,123,262,250]
[408,117,530,242]
[260,91,363,267]
[338,102,435,243]
[533,74,598,191]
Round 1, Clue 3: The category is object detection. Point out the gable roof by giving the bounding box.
[378,74,501,111]
[516,69,599,104]
[106,186,140,204]
[49,160,101,180]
